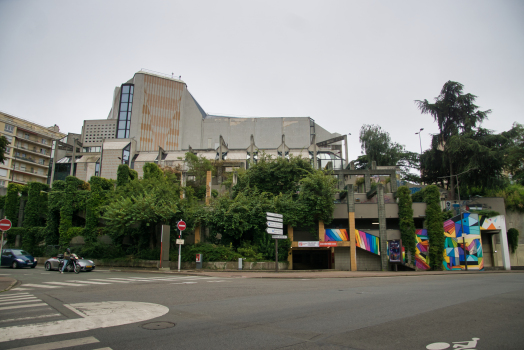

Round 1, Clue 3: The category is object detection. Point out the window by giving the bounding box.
[39,159,45,165]
[41,138,47,145]
[24,133,30,140]
[5,135,12,144]
[122,143,131,165]
[116,84,133,138]
[95,160,100,177]
[5,146,10,154]
[0,180,6,187]
[0,169,7,177]
[4,124,14,133]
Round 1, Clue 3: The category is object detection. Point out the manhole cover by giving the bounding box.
[141,322,176,330]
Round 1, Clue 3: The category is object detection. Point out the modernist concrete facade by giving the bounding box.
[0,111,65,190]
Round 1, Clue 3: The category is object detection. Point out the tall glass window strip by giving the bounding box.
[116,84,134,138]
[122,143,131,165]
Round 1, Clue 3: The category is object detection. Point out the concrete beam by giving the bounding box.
[377,184,389,271]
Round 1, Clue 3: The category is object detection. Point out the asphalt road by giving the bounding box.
[1,266,523,350]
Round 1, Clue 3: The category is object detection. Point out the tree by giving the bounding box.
[0,136,8,164]
[397,186,416,264]
[425,185,445,270]
[416,81,491,199]
[357,124,420,182]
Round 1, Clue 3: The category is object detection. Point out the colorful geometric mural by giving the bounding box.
[324,229,380,255]
[443,213,483,271]
[325,229,349,241]
[356,230,380,255]
[415,229,430,270]
[414,213,493,271]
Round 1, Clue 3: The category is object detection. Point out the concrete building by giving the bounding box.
[0,111,66,190]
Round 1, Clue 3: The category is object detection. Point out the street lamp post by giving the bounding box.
[415,128,424,183]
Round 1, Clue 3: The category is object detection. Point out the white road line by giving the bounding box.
[0,303,48,311]
[171,282,197,284]
[40,273,51,274]
[89,279,130,283]
[43,282,83,287]
[0,313,61,324]
[6,336,100,350]
[207,280,227,283]
[11,288,32,291]
[0,295,34,301]
[107,278,154,282]
[21,284,59,289]
[92,348,113,350]
[0,299,41,306]
[66,280,111,285]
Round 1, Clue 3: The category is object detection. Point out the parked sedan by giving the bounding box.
[44,254,96,272]
[1,249,38,268]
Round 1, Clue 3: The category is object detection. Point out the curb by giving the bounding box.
[0,279,19,293]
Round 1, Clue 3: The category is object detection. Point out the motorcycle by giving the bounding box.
[58,254,82,274]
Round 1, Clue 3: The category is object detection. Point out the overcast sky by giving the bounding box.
[0,0,522,162]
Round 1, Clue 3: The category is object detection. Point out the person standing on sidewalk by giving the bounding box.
[61,248,71,273]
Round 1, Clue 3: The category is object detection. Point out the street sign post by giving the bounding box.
[266,228,284,235]
[177,220,186,272]
[266,212,284,272]
[0,218,12,255]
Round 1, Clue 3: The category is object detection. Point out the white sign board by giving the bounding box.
[267,221,283,228]
[266,228,284,235]
[272,235,288,239]
[267,216,283,223]
[298,241,320,248]
[176,239,185,245]
[266,212,283,219]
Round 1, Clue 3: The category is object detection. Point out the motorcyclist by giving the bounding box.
[60,248,71,274]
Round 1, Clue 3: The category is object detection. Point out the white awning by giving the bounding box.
[135,153,158,162]
[196,151,218,160]
[103,140,130,150]
[227,151,247,160]
[259,150,278,158]
[165,152,187,161]
[76,155,100,163]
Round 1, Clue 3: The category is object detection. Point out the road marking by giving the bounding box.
[207,280,227,283]
[40,273,51,274]
[92,348,113,350]
[0,294,33,301]
[6,336,100,350]
[107,278,155,282]
[0,303,48,311]
[22,284,59,289]
[0,301,169,342]
[43,282,83,287]
[66,280,111,285]
[89,279,130,283]
[11,288,32,291]
[0,299,41,306]
[171,281,197,284]
[0,313,61,324]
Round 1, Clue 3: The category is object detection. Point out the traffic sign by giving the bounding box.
[266,228,283,235]
[176,239,185,245]
[272,235,287,239]
[0,219,12,231]
[177,221,186,231]
[266,212,283,219]
[267,216,283,223]
[267,221,283,228]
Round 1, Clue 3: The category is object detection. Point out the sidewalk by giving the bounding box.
[0,277,18,292]
[98,267,523,279]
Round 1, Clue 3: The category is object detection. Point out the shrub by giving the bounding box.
[60,227,84,247]
[507,228,519,253]
[177,243,242,262]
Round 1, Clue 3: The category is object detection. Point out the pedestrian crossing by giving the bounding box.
[17,275,229,290]
[0,292,62,326]
[4,335,112,350]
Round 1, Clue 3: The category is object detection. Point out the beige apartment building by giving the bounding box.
[0,111,66,188]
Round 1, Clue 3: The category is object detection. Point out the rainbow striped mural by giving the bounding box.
[324,229,380,255]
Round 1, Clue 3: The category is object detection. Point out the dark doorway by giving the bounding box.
[293,249,330,270]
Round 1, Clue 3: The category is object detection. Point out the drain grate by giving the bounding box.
[141,322,176,330]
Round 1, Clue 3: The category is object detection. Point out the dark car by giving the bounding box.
[1,249,38,269]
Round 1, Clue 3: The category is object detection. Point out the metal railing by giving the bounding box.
[139,69,182,80]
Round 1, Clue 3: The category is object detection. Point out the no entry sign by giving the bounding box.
[0,219,12,231]
[177,221,186,231]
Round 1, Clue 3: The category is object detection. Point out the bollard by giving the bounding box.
[238,258,243,270]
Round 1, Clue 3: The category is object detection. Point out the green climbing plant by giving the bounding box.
[23,182,49,228]
[507,228,519,253]
[425,185,445,270]
[397,186,416,265]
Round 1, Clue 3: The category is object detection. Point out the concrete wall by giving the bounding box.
[334,247,351,270]
[333,202,427,220]
[356,249,382,271]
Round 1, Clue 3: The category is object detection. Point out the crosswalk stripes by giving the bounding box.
[0,293,51,312]
[5,335,113,350]
[14,275,230,290]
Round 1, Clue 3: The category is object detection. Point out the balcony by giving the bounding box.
[11,166,47,179]
[13,155,46,167]
[15,134,52,148]
[13,144,51,158]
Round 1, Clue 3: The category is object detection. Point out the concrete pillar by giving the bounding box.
[206,170,212,205]
[194,225,201,244]
[377,184,388,271]
[364,170,371,192]
[390,171,398,193]
[180,172,186,199]
[159,224,170,270]
[287,226,293,270]
[345,184,357,271]
[319,221,325,241]
[497,215,511,270]
[70,138,77,176]
[371,161,377,170]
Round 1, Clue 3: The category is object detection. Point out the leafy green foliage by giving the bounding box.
[5,183,25,226]
[60,227,84,247]
[23,182,49,228]
[507,228,519,253]
[425,185,445,270]
[357,124,420,182]
[0,135,9,164]
[398,186,416,264]
[85,176,113,242]
[143,162,165,180]
[58,176,88,244]
[490,184,524,213]
[116,164,131,187]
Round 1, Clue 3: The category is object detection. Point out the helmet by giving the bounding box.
[66,248,71,253]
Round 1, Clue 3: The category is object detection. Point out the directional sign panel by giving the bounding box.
[267,221,283,228]
[266,228,283,235]
[267,216,283,223]
[272,235,288,239]
[266,212,283,219]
